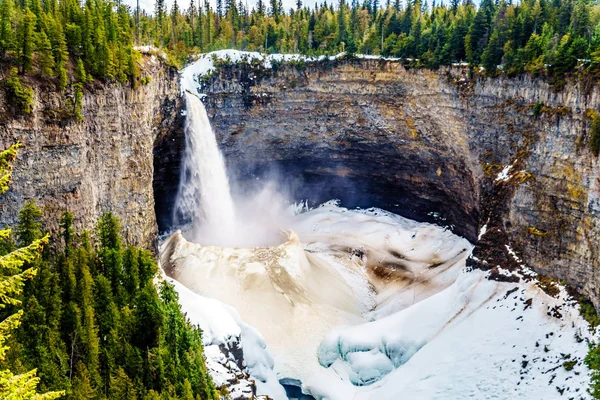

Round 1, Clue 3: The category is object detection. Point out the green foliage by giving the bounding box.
[0,0,14,56]
[16,200,43,247]
[563,360,577,371]
[590,111,600,157]
[1,208,217,400]
[0,0,598,88]
[587,344,600,398]
[580,297,600,330]
[38,30,56,78]
[75,59,86,84]
[532,102,544,117]
[5,68,34,115]
[17,7,35,73]
[0,143,64,399]
[0,143,21,195]
[580,296,600,398]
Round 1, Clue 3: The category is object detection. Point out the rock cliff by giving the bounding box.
[3,53,599,310]
[0,54,180,249]
[166,58,600,308]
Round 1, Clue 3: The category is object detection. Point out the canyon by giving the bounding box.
[3,51,600,398]
[158,52,597,399]
[1,53,600,310]
[3,52,600,307]
[157,57,600,309]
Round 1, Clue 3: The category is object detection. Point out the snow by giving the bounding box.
[158,270,287,399]
[161,203,474,396]
[307,270,594,399]
[134,45,167,60]
[167,50,595,398]
[161,201,595,399]
[181,50,405,96]
[496,164,513,182]
[478,223,488,240]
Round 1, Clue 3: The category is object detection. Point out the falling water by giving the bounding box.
[173,92,237,242]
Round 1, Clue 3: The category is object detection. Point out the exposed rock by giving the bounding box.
[0,56,180,249]
[175,58,600,309]
[3,54,600,312]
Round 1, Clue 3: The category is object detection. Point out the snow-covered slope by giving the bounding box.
[310,269,592,399]
[161,202,595,399]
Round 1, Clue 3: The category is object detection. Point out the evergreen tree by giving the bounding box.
[0,0,15,56]
[0,143,64,400]
[37,29,55,77]
[52,22,69,90]
[16,200,43,247]
[71,362,95,399]
[338,0,347,45]
[18,7,36,73]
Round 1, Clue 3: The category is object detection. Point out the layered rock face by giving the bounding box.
[3,53,599,308]
[180,59,600,307]
[0,56,180,249]
[201,61,482,241]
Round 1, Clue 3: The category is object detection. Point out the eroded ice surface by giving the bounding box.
[160,203,594,399]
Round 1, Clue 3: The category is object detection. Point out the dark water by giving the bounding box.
[281,379,317,400]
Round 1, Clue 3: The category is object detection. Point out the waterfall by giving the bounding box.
[173,92,237,241]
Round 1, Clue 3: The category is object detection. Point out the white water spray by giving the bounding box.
[173,92,237,243]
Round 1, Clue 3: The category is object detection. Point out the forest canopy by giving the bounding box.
[0,0,598,88]
[0,192,217,399]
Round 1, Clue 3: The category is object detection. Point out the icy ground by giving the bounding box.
[159,203,595,400]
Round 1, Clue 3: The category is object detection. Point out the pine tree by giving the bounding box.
[52,22,69,90]
[451,0,459,14]
[71,362,95,399]
[257,0,264,15]
[16,200,43,247]
[74,58,86,84]
[338,0,347,45]
[37,29,55,77]
[0,0,14,56]
[216,0,223,17]
[182,379,194,400]
[155,0,166,43]
[0,143,64,400]
[18,7,36,73]
[481,30,502,74]
[0,143,20,194]
[195,5,203,49]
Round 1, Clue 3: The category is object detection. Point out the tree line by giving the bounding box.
[0,0,142,96]
[151,0,600,81]
[1,0,599,89]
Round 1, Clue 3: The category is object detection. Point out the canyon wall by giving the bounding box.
[169,58,600,307]
[0,54,180,249]
[3,53,599,309]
